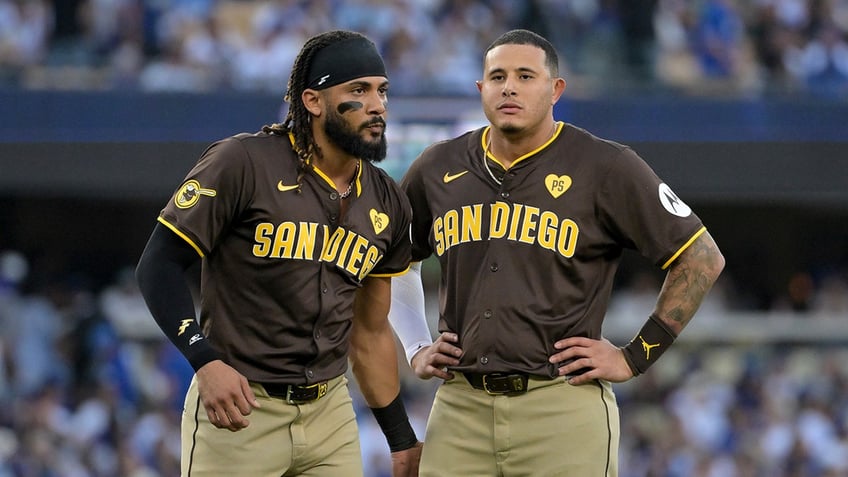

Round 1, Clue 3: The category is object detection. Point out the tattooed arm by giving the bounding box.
[551,231,724,384]
[653,230,725,334]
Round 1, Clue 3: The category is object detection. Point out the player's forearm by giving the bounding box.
[351,315,419,453]
[351,276,402,407]
[653,231,725,334]
[350,320,401,407]
[136,223,220,371]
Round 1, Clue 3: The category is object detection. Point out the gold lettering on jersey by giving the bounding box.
[293,222,318,259]
[557,219,578,257]
[254,222,319,260]
[506,204,523,241]
[253,222,383,280]
[489,202,509,239]
[271,222,297,258]
[538,211,559,252]
[335,230,357,269]
[434,205,484,255]
[518,206,539,244]
[433,201,579,259]
[321,227,346,262]
[345,235,369,275]
[359,243,382,280]
[443,210,460,251]
[433,217,445,255]
[461,205,483,243]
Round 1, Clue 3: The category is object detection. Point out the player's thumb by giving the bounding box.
[240,379,261,411]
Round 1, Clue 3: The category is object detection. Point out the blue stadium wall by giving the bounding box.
[0,91,846,303]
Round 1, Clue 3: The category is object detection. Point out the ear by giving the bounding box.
[302,89,323,117]
[475,80,483,93]
[551,77,566,105]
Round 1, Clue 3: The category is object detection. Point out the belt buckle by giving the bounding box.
[286,381,329,404]
[482,373,526,395]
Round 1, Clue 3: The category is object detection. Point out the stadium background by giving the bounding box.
[1,1,847,476]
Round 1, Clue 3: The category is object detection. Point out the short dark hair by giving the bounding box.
[484,29,559,77]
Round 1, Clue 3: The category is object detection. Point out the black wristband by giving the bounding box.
[167,316,221,372]
[621,314,677,376]
[369,394,418,452]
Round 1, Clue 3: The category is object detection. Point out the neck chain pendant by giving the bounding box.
[338,160,360,199]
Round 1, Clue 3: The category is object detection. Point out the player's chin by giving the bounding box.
[494,118,523,134]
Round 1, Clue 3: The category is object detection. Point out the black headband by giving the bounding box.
[306,36,387,90]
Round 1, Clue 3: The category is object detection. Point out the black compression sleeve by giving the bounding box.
[135,222,220,371]
[369,394,418,452]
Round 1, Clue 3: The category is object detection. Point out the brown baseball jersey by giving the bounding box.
[401,122,705,378]
[159,130,411,384]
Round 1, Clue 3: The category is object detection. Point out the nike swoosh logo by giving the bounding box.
[443,171,469,183]
[277,181,299,192]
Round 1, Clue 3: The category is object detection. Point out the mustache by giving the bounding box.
[361,118,386,129]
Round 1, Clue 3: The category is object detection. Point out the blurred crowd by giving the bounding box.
[1,0,848,99]
[2,2,848,476]
[1,246,848,476]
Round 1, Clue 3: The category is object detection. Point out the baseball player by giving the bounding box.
[388,29,725,476]
[135,31,421,476]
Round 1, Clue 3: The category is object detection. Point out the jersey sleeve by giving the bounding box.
[400,151,435,262]
[598,147,705,269]
[368,175,413,277]
[160,137,254,255]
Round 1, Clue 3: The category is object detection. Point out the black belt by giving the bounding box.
[464,372,530,395]
[260,381,329,404]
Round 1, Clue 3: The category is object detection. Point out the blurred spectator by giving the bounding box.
[690,0,760,95]
[138,37,213,91]
[784,22,848,98]
[811,273,848,315]
[99,266,161,341]
[0,0,53,84]
[0,0,844,100]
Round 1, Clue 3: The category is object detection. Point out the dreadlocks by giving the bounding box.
[263,30,373,191]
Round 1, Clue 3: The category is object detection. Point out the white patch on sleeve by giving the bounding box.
[658,183,692,217]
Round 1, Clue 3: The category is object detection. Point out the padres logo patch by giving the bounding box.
[545,174,572,198]
[175,180,217,209]
[370,209,389,234]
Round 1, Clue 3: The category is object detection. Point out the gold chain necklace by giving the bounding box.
[338,160,360,199]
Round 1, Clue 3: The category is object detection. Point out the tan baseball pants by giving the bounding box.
[420,374,620,477]
[180,374,362,477]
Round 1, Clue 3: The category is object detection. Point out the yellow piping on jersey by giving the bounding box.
[481,121,563,169]
[661,226,706,270]
[369,264,410,278]
[158,216,205,258]
[288,131,363,198]
[312,160,363,198]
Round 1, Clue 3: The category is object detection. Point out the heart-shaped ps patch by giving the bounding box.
[370,209,390,234]
[545,174,572,198]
